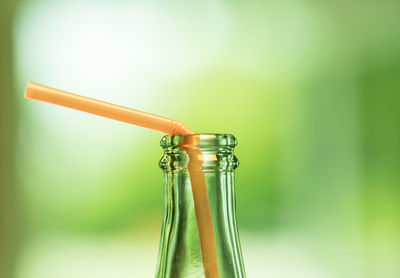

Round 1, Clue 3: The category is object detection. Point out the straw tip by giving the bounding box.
[24,81,35,99]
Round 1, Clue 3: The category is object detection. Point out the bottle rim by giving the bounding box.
[160,133,237,149]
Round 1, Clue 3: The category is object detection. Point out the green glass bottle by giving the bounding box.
[156,134,246,278]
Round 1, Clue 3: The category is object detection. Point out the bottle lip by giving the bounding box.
[161,133,237,149]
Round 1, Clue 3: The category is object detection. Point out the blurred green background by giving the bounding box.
[1,0,399,277]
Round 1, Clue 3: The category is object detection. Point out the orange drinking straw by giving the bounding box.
[24,81,219,278]
[25,82,193,135]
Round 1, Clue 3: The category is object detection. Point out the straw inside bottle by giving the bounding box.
[182,136,220,278]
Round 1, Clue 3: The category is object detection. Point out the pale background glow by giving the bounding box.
[9,0,400,277]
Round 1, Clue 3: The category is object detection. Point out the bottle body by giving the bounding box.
[156,134,246,278]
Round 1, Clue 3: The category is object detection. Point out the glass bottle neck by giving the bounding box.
[156,134,245,278]
[156,170,245,278]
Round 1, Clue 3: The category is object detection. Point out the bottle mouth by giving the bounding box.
[160,133,237,150]
[159,134,239,172]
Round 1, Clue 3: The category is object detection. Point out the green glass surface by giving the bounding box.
[156,134,246,278]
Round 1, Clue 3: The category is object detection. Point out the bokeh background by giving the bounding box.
[1,0,400,277]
